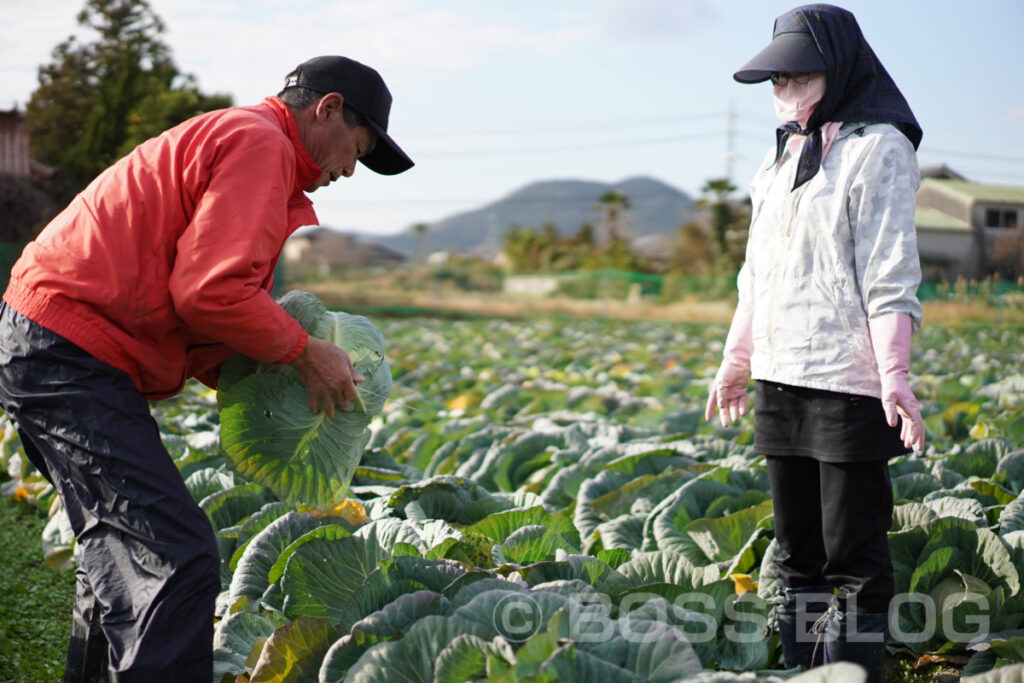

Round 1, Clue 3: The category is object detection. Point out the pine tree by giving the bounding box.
[26,0,231,189]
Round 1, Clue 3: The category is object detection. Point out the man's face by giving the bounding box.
[303,97,378,192]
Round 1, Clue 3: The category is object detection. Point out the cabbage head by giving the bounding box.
[217,290,392,508]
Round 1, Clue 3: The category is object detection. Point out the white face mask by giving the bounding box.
[773,73,826,127]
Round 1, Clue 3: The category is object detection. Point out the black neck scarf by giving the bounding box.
[774,121,822,190]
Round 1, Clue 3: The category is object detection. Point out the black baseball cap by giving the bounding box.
[733,8,827,84]
[283,56,414,175]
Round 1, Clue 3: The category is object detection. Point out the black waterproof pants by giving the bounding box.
[0,303,220,682]
[766,455,895,612]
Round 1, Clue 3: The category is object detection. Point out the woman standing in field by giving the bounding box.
[704,4,925,682]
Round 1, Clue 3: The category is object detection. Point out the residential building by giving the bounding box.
[283,227,407,272]
[915,175,1024,282]
[0,107,54,179]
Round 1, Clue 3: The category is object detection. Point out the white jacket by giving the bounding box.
[737,122,923,398]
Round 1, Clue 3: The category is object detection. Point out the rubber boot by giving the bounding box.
[824,611,889,683]
[773,586,833,670]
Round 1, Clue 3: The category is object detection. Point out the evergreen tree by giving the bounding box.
[672,221,713,275]
[118,76,231,157]
[574,222,596,247]
[503,225,533,271]
[26,0,231,189]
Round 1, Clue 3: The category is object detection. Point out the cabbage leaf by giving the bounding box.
[218,291,391,507]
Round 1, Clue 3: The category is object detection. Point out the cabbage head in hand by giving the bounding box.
[217,290,391,508]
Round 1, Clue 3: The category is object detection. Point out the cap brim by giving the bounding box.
[733,31,826,84]
[360,119,414,175]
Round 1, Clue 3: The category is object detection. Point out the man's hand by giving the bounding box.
[288,337,364,417]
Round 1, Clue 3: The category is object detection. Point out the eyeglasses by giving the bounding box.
[770,72,814,86]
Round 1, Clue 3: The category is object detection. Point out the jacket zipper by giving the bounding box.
[766,170,807,366]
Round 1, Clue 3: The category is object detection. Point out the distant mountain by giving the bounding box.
[368,176,696,256]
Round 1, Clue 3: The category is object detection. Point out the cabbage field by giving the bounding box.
[4,313,1024,682]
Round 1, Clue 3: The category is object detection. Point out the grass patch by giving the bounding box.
[921,299,1024,327]
[0,495,75,681]
[301,278,1022,327]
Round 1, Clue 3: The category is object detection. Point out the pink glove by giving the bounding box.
[706,307,754,427]
[869,312,925,452]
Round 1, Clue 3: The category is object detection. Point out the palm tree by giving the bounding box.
[594,190,631,245]
[698,178,737,258]
[411,222,429,262]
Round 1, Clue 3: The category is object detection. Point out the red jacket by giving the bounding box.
[4,97,321,399]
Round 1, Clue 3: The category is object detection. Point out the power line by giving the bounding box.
[316,186,707,208]
[416,130,729,158]
[938,169,1024,183]
[922,148,1024,163]
[736,133,1024,167]
[403,111,728,137]
[736,132,774,145]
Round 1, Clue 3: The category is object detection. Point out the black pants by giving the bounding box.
[0,303,220,682]
[766,456,894,613]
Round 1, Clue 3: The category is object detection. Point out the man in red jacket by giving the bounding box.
[0,55,412,681]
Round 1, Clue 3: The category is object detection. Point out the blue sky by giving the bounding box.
[3,0,1023,236]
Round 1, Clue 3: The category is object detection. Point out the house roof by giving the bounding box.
[914,205,970,231]
[920,178,1024,205]
[919,163,967,181]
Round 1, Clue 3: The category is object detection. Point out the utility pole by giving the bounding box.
[725,99,736,190]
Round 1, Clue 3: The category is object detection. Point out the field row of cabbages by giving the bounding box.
[3,299,1024,682]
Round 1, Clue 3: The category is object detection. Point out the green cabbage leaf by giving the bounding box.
[217,291,392,507]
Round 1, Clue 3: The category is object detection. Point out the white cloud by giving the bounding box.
[148,0,590,104]
[1,0,590,109]
[1004,105,1024,123]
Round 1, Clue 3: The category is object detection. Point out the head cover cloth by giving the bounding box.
[734,4,922,190]
[283,55,414,175]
